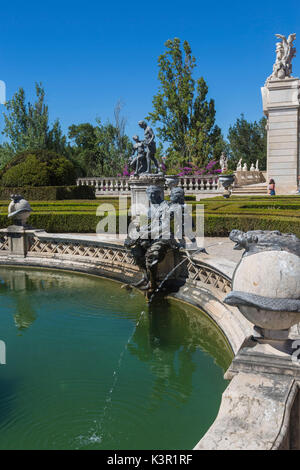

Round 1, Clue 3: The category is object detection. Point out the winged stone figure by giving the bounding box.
[267,33,296,81]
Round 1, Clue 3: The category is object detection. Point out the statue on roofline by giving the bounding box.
[267,33,296,82]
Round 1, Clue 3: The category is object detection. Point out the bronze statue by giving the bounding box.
[125,185,180,292]
[125,186,193,295]
[130,135,147,175]
[138,120,160,174]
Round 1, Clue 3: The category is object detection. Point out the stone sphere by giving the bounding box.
[232,250,300,331]
[8,196,32,226]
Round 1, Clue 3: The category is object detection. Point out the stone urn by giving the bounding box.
[224,230,300,348]
[218,174,235,198]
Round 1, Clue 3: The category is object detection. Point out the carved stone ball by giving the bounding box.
[8,195,32,226]
[232,250,300,331]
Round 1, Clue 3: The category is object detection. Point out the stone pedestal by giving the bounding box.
[195,337,300,450]
[261,78,300,194]
[129,174,165,218]
[225,336,300,380]
[0,226,41,257]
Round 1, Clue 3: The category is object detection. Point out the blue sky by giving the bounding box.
[0,0,299,145]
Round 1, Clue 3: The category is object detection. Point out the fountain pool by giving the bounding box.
[0,266,232,450]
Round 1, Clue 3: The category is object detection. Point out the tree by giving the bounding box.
[147,38,224,168]
[68,123,100,175]
[227,115,267,170]
[2,83,67,156]
[0,143,14,169]
[68,103,133,177]
[0,150,76,187]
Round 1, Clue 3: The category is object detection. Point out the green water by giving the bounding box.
[0,267,232,450]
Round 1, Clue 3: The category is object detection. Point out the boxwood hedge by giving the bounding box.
[0,185,95,200]
[0,211,298,236]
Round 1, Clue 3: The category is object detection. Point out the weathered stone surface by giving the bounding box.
[233,251,300,298]
[194,370,297,450]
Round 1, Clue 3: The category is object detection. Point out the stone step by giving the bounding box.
[233,186,268,195]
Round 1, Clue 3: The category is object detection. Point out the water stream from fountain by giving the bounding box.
[148,240,232,304]
[76,308,146,447]
[77,241,233,445]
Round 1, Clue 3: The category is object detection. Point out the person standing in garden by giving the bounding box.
[268,178,276,196]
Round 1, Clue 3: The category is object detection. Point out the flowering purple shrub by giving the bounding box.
[177,161,221,177]
[118,164,134,177]
[161,161,166,171]
[118,160,221,177]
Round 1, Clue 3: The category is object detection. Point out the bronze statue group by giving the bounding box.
[125,121,197,296]
[125,185,197,298]
[130,121,160,176]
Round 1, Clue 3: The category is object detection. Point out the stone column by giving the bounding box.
[261,78,300,194]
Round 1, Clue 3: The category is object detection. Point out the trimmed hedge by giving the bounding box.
[0,212,128,233]
[0,211,299,236]
[203,213,300,237]
[0,185,95,200]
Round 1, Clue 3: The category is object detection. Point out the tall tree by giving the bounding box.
[147,38,224,168]
[68,110,133,177]
[2,83,66,156]
[227,115,267,170]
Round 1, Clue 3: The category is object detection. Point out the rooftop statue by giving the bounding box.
[267,33,296,82]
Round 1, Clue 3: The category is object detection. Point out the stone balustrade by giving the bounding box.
[0,230,231,295]
[76,175,220,196]
[234,170,265,187]
[76,177,131,195]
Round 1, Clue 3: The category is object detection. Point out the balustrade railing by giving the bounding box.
[0,230,231,294]
[76,175,220,195]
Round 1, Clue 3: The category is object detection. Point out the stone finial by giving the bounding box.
[267,33,296,82]
[224,229,300,350]
[236,159,242,171]
[250,163,255,171]
[8,194,32,227]
[255,160,259,171]
[242,162,248,171]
